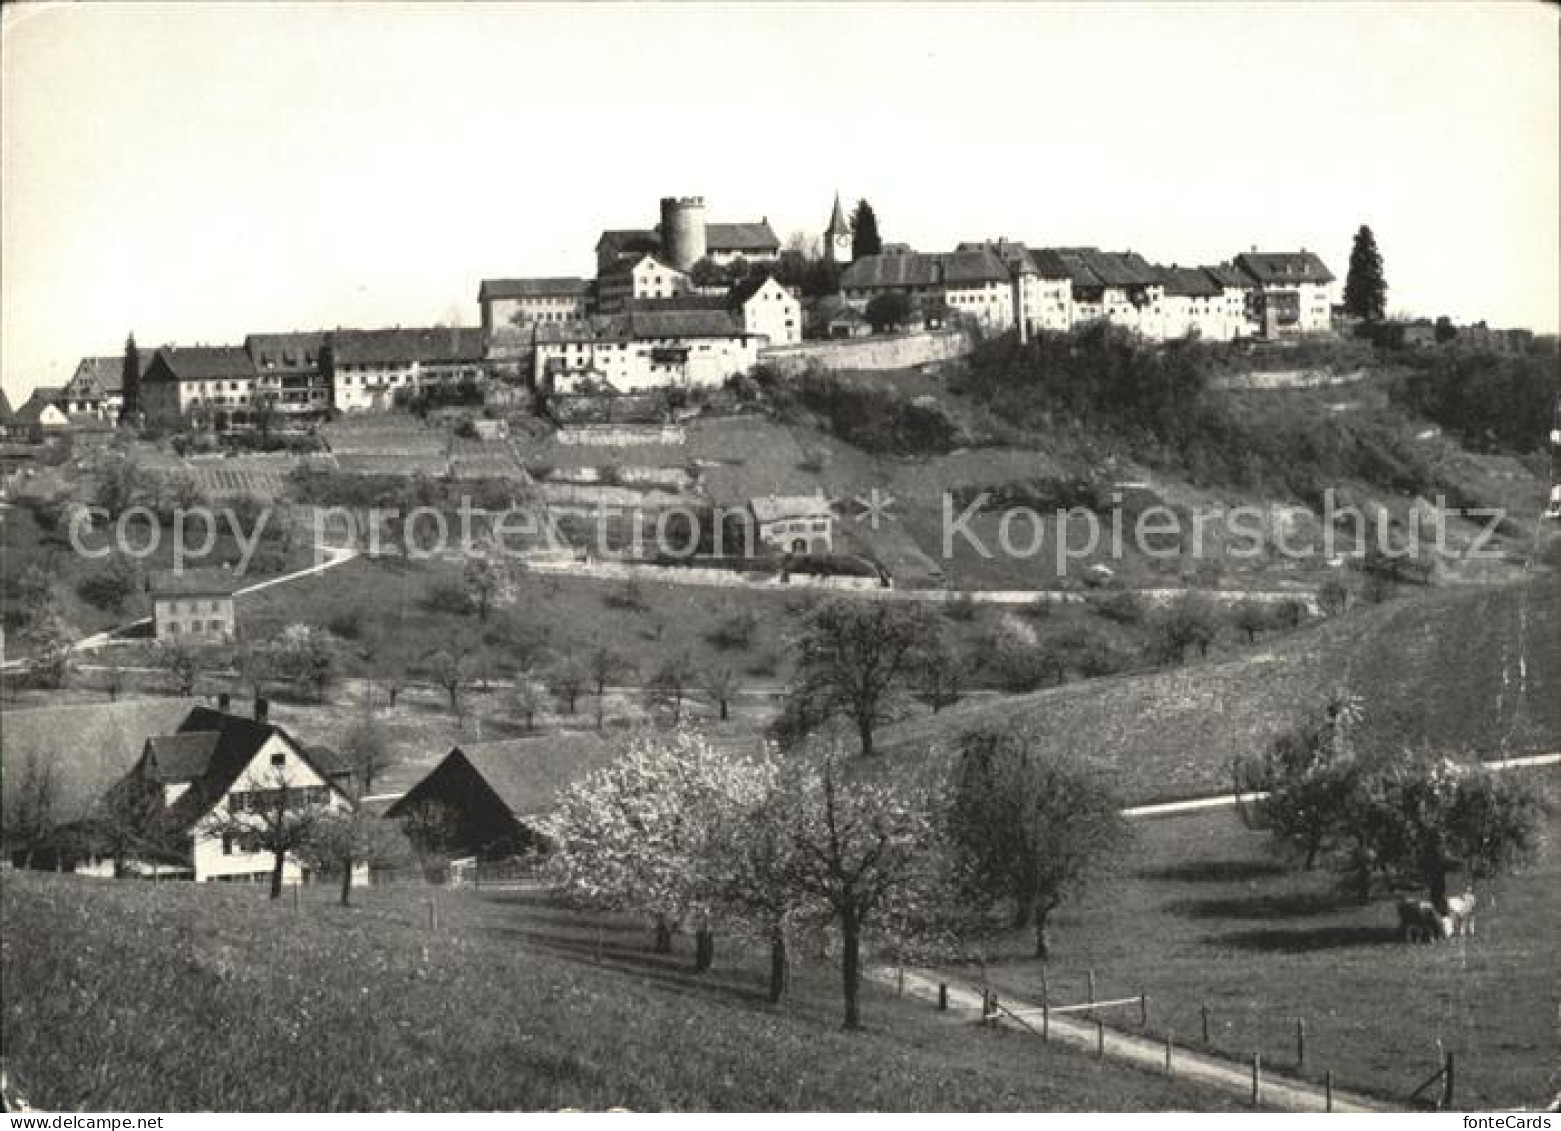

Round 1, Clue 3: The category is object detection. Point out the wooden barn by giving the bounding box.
[386,732,619,860]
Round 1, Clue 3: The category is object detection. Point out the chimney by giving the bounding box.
[254,696,269,723]
[218,692,231,713]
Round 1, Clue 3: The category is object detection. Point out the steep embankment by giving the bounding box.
[879,578,1561,803]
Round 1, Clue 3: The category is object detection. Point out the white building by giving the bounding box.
[1154,266,1253,342]
[1233,251,1335,337]
[749,492,835,554]
[535,309,762,393]
[139,346,259,431]
[110,700,360,884]
[1033,248,1168,338]
[597,254,692,313]
[327,327,486,412]
[730,275,803,346]
[840,248,1013,332]
[478,277,592,337]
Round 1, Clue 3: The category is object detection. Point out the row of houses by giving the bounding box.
[840,242,1336,342]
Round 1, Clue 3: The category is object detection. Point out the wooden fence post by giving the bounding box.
[1325,1070,1333,1112]
[292,882,300,911]
[1041,1002,1049,1042]
[1095,1018,1105,1059]
[1164,1030,1174,1076]
[1441,1051,1454,1110]
[937,983,948,1011]
[1087,968,1097,1005]
[1296,1018,1306,1067]
[1200,1003,1210,1043]
[1040,966,1049,1009]
[1251,1053,1262,1107]
[897,967,905,996]
[427,897,437,932]
[1140,994,1149,1026]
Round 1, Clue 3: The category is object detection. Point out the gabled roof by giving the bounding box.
[388,732,620,823]
[1203,263,1252,290]
[705,220,779,253]
[1234,251,1335,286]
[595,228,661,259]
[728,274,791,307]
[144,346,256,383]
[329,327,485,366]
[66,353,151,397]
[137,706,351,836]
[148,566,237,597]
[840,248,1010,290]
[600,253,685,283]
[1036,248,1161,290]
[244,332,327,369]
[478,277,592,302]
[0,388,13,424]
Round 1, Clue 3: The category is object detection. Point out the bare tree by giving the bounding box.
[210,764,330,899]
[6,748,60,868]
[587,643,634,731]
[155,638,203,696]
[702,666,742,722]
[463,558,502,623]
[510,673,547,733]
[547,655,588,715]
[340,715,394,796]
[648,652,698,725]
[302,808,407,907]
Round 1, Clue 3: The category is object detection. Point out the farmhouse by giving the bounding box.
[386,732,619,860]
[1034,248,1167,338]
[106,699,357,883]
[12,387,70,441]
[149,567,237,642]
[597,254,693,313]
[749,491,836,553]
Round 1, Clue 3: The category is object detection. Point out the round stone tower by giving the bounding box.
[659,196,707,272]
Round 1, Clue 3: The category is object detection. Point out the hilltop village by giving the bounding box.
[8,193,1365,434]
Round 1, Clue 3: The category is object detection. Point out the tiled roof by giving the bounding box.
[1234,251,1335,286]
[1037,248,1162,290]
[1203,264,1252,290]
[0,388,13,423]
[705,220,779,253]
[139,706,352,837]
[840,249,1010,290]
[148,567,238,597]
[478,277,591,302]
[244,332,327,369]
[595,228,661,259]
[66,352,152,397]
[388,732,621,822]
[145,732,222,783]
[1156,266,1221,298]
[329,327,485,366]
[145,346,256,383]
[628,308,747,339]
[624,295,732,314]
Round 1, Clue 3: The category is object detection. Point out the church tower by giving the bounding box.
[823,192,853,263]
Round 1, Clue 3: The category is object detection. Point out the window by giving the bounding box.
[222,832,234,856]
[271,751,286,768]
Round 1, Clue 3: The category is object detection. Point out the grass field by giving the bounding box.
[0,874,1248,1112]
[881,577,1561,804]
[956,803,1561,1111]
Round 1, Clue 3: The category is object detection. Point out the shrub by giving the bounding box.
[1095,591,1145,625]
[423,578,476,616]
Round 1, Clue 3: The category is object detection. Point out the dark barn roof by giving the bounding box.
[144,346,256,384]
[705,220,780,253]
[148,567,238,597]
[386,732,619,855]
[329,327,485,366]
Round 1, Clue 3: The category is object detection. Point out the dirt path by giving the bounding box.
[873,968,1398,1112]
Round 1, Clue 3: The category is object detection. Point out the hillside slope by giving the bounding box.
[879,578,1561,803]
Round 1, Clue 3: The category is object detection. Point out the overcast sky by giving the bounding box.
[2,2,1556,399]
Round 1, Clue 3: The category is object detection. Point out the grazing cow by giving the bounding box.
[1396,898,1443,943]
[1444,891,1477,937]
